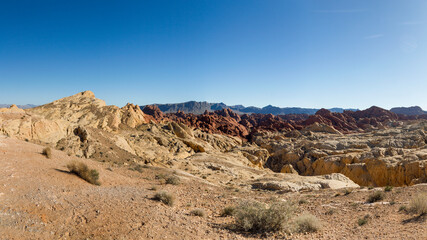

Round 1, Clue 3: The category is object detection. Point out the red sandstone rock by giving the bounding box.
[141,105,408,139]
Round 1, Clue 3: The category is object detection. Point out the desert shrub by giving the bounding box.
[234,200,295,233]
[129,164,145,173]
[408,193,427,215]
[367,191,384,203]
[295,214,322,233]
[155,173,167,180]
[358,215,370,226]
[67,161,100,185]
[384,186,393,192]
[154,191,174,206]
[221,206,236,217]
[165,176,180,185]
[399,205,407,212]
[325,209,335,215]
[42,147,52,159]
[190,208,205,217]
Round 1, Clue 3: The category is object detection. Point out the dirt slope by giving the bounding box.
[1,135,426,240]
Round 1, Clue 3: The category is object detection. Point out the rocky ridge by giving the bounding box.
[1,91,426,188]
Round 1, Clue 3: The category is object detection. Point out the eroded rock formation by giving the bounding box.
[1,90,426,188]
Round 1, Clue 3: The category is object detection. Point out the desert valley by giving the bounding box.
[0,91,426,239]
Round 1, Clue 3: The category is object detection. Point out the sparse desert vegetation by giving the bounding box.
[153,191,175,206]
[367,191,385,203]
[233,200,295,233]
[66,161,100,185]
[42,147,52,159]
[165,175,180,185]
[190,208,205,217]
[1,90,427,239]
[358,214,370,226]
[295,213,322,233]
[221,206,236,217]
[408,193,427,216]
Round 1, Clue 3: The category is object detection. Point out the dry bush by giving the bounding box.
[165,176,180,185]
[67,161,100,185]
[42,147,52,159]
[154,191,174,206]
[234,200,294,233]
[367,191,384,203]
[221,206,236,217]
[295,214,322,233]
[190,208,205,217]
[408,193,427,215]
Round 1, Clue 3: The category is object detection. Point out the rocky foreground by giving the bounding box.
[0,91,426,239]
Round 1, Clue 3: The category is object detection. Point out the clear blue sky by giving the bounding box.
[1,0,426,109]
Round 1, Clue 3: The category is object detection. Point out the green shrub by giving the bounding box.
[42,147,52,159]
[367,191,384,203]
[408,193,427,215]
[384,186,393,192]
[295,214,322,233]
[67,161,100,185]
[234,200,295,233]
[154,191,174,206]
[399,205,407,212]
[358,215,369,226]
[221,206,236,217]
[190,209,205,217]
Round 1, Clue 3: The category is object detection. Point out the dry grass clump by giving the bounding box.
[154,191,174,206]
[42,147,52,159]
[190,208,205,217]
[221,206,236,217]
[165,176,181,185]
[408,193,427,215]
[295,213,322,233]
[66,161,100,185]
[367,191,384,203]
[234,200,294,233]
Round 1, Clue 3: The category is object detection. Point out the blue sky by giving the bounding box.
[1,0,426,109]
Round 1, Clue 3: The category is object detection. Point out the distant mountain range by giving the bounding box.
[2,101,426,116]
[144,101,359,115]
[144,101,427,116]
[390,106,427,115]
[0,104,37,109]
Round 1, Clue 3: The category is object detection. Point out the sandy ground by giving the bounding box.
[0,135,426,240]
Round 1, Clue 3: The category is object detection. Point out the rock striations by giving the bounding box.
[1,90,426,188]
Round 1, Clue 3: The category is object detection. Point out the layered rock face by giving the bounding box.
[254,122,427,186]
[28,91,148,132]
[142,106,413,138]
[1,90,426,189]
[0,104,25,114]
